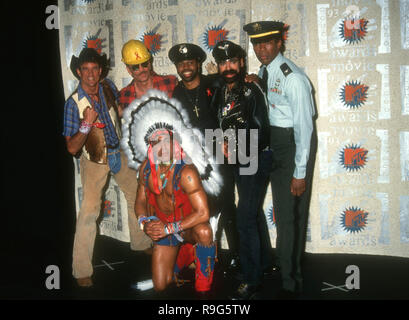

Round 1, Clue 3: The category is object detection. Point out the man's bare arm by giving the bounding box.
[135,161,166,240]
[134,160,148,220]
[178,165,210,230]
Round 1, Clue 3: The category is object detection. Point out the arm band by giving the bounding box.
[138,215,159,230]
[164,221,183,235]
[79,120,92,134]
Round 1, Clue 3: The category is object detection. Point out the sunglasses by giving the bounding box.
[128,61,150,71]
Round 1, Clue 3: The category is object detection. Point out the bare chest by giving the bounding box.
[147,171,176,215]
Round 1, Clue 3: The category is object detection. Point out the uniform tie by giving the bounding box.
[260,66,268,93]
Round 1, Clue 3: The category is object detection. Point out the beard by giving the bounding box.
[221,69,243,84]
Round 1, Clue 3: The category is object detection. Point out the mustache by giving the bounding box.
[221,70,239,77]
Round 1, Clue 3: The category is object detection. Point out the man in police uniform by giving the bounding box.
[244,21,316,299]
[211,40,273,300]
[169,43,218,132]
[168,43,240,274]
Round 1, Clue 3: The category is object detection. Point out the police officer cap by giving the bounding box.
[243,21,285,42]
[212,40,245,63]
[168,43,207,64]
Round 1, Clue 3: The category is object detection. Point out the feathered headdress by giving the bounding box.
[121,89,223,196]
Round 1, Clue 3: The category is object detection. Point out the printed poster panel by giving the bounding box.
[58,0,408,257]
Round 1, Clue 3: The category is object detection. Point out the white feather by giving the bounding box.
[121,89,223,196]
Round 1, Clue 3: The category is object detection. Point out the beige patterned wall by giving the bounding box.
[58,0,409,257]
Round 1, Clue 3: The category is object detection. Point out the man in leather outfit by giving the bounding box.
[210,40,273,299]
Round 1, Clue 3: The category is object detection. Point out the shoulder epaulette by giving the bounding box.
[280,63,292,77]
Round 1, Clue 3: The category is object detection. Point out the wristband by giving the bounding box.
[79,121,92,134]
[164,221,183,235]
[138,215,159,230]
[138,215,148,230]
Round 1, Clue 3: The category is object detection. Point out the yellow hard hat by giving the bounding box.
[121,40,151,65]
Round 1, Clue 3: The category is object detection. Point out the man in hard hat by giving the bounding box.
[119,40,178,113]
[63,48,150,288]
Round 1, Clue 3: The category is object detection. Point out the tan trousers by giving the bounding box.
[72,151,152,279]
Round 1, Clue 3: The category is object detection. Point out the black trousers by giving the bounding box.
[269,126,313,292]
[234,151,273,286]
[215,164,239,256]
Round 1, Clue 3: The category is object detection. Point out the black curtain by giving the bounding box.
[2,1,75,289]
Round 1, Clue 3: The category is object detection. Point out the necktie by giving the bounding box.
[261,67,268,93]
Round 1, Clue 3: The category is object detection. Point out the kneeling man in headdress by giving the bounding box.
[121,90,223,297]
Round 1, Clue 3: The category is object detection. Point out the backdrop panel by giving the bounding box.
[58,0,408,258]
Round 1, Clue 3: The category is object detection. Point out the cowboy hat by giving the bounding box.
[69,47,110,80]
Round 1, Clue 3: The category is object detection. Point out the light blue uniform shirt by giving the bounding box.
[259,53,315,179]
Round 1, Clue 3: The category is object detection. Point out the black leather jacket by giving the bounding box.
[172,75,219,134]
[209,78,270,159]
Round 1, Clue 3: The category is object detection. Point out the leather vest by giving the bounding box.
[71,80,121,164]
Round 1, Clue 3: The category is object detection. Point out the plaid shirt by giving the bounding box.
[63,78,120,147]
[119,72,178,109]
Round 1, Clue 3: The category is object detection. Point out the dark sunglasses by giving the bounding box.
[128,61,149,71]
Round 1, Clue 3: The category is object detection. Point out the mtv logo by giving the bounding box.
[344,84,368,104]
[144,34,162,53]
[103,200,112,218]
[344,148,367,166]
[343,19,367,38]
[345,210,367,228]
[207,29,228,48]
[87,39,102,54]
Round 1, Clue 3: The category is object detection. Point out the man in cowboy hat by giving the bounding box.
[210,40,273,300]
[169,43,239,269]
[121,91,222,298]
[244,21,316,299]
[118,40,178,113]
[63,47,148,287]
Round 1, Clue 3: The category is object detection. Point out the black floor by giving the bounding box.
[2,234,408,301]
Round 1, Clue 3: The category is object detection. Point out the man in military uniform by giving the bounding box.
[169,43,240,271]
[244,21,316,299]
[211,40,273,300]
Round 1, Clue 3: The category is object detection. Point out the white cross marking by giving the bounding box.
[321,282,349,292]
[94,260,125,270]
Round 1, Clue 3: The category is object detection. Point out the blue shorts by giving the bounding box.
[155,234,183,247]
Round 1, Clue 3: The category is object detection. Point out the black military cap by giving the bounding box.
[212,40,246,63]
[243,21,286,43]
[168,43,207,64]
